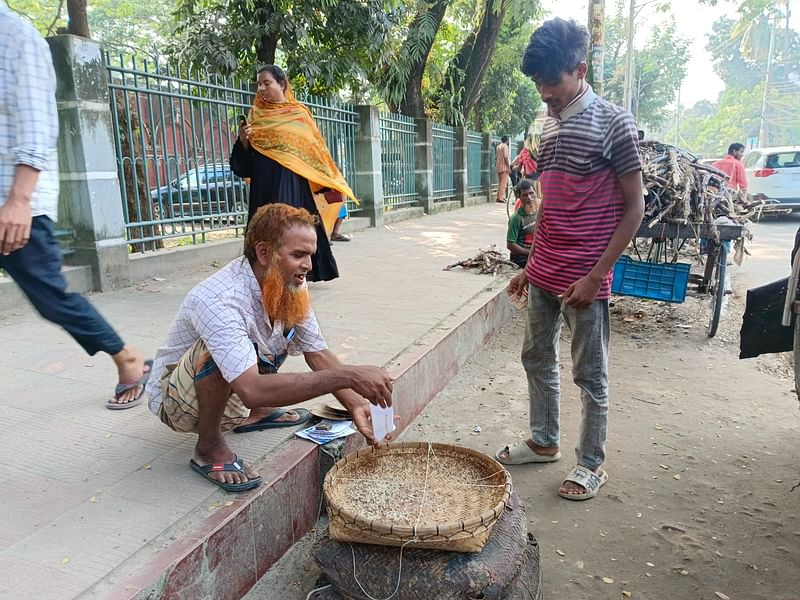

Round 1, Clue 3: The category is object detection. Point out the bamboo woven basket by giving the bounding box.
[323,441,513,553]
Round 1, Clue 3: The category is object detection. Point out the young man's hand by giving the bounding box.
[507,271,527,297]
[560,273,603,309]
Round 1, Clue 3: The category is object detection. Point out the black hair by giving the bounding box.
[257,64,288,85]
[516,178,534,193]
[521,18,589,84]
[501,135,509,143]
[728,143,745,155]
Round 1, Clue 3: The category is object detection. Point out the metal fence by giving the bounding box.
[302,95,361,216]
[106,53,251,252]
[379,112,417,211]
[432,123,455,201]
[466,130,482,192]
[105,53,360,252]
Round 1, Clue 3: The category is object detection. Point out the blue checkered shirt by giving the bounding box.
[0,3,59,220]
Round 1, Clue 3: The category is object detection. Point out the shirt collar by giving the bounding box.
[551,83,596,122]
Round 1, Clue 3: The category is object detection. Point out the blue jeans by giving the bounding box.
[521,285,610,471]
[0,216,125,356]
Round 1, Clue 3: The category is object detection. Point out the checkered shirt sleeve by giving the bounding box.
[0,8,59,216]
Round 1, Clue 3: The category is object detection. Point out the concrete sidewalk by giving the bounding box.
[0,203,515,600]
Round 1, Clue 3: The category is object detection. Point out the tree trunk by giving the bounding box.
[440,0,509,123]
[384,0,448,117]
[255,4,278,66]
[66,0,90,38]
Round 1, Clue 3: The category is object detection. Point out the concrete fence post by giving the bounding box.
[481,132,493,202]
[354,105,384,228]
[414,118,434,214]
[47,35,130,291]
[454,127,468,207]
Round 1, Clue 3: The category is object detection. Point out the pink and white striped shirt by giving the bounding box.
[525,85,641,300]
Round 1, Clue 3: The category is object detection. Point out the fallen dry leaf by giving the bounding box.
[224,501,234,507]
[89,496,96,503]
[714,593,730,600]
[622,592,632,598]
[143,464,151,470]
[673,474,681,480]
[61,557,70,565]
[602,577,614,584]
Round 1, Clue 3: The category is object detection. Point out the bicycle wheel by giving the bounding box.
[505,184,515,219]
[707,242,728,338]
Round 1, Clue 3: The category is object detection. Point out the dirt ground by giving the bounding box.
[247,275,800,600]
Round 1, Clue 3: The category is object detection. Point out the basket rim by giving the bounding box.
[323,441,512,538]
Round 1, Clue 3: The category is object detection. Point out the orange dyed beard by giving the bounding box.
[260,264,312,329]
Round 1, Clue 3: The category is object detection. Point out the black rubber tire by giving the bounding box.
[707,242,728,338]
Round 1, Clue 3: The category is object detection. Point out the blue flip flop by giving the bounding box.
[232,408,311,433]
[190,454,263,492]
[107,359,153,410]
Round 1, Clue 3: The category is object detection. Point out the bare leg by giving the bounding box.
[193,356,259,485]
[110,346,148,405]
[331,217,350,242]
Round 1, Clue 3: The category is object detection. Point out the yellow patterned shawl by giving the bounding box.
[247,88,356,234]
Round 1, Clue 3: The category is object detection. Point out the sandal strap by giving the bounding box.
[564,465,602,492]
[196,455,245,475]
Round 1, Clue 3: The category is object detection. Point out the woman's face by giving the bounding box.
[257,71,287,103]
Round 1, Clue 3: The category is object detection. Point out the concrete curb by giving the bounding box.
[101,284,513,600]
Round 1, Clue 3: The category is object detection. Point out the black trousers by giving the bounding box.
[0,216,125,356]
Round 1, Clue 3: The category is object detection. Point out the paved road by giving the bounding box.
[735,213,800,291]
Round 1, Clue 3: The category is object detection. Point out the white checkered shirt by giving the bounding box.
[0,4,60,220]
[146,257,328,413]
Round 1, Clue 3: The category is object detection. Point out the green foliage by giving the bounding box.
[473,0,542,135]
[171,0,399,96]
[12,0,175,60]
[601,5,690,131]
[707,17,763,88]
[669,86,763,156]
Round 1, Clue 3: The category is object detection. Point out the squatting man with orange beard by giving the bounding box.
[144,204,394,492]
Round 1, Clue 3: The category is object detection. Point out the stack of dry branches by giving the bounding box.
[640,141,768,227]
[444,245,517,275]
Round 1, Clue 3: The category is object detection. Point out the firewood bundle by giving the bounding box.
[640,141,761,227]
[444,245,517,275]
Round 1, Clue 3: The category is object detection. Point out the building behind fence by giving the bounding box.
[45,36,506,289]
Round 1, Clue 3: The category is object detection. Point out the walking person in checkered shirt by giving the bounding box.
[145,204,394,492]
[496,18,644,501]
[0,3,152,409]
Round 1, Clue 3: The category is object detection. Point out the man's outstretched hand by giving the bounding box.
[346,401,399,448]
[347,365,394,408]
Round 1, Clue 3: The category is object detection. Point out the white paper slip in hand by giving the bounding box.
[370,404,396,443]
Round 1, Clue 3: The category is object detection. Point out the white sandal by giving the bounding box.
[495,441,561,465]
[558,464,608,501]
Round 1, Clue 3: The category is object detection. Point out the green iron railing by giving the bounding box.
[105,53,360,252]
[467,130,482,191]
[432,123,455,201]
[301,95,361,215]
[379,112,417,211]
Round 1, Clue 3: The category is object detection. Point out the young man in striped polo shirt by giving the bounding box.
[496,18,644,501]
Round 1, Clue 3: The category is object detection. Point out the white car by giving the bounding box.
[743,146,800,209]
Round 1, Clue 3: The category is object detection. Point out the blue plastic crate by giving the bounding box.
[611,256,691,303]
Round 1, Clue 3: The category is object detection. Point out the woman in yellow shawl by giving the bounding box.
[231,65,355,282]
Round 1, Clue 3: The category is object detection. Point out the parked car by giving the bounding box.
[149,164,249,217]
[743,146,800,210]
